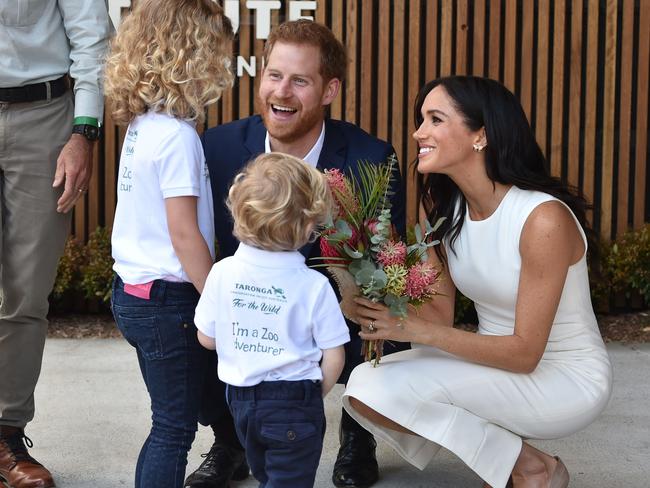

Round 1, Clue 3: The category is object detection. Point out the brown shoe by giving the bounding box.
[0,426,55,488]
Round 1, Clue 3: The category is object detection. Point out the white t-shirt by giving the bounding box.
[195,243,350,386]
[112,111,215,284]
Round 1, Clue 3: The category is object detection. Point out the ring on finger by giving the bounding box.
[396,320,404,329]
[368,320,376,333]
[77,188,87,194]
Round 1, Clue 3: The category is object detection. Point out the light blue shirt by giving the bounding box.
[0,0,112,121]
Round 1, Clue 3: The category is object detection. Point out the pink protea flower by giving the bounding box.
[319,226,362,265]
[405,262,440,300]
[377,240,407,267]
[324,168,346,194]
[319,236,342,264]
[324,168,359,216]
[365,218,379,235]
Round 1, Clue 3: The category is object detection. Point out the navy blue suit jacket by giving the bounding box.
[203,115,405,259]
[202,114,407,384]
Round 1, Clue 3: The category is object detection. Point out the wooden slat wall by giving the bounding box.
[78,0,650,242]
[618,0,634,236]
[584,0,599,219]
[568,0,583,188]
[636,2,650,230]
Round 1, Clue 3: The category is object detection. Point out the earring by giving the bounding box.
[473,143,486,152]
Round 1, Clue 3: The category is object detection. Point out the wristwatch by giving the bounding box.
[72,124,100,141]
[72,116,101,141]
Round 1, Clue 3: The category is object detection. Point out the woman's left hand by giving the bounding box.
[354,297,412,342]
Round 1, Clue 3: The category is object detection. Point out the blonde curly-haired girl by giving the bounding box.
[105,2,233,487]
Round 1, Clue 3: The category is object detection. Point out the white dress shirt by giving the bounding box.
[0,0,112,121]
[264,121,325,167]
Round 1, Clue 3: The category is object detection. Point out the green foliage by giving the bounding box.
[407,217,445,264]
[356,155,395,221]
[52,227,114,308]
[80,227,114,303]
[598,224,650,306]
[51,223,650,314]
[588,243,612,312]
[52,237,84,300]
[454,291,476,325]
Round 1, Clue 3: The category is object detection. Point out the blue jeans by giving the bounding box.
[111,276,212,488]
[227,380,325,488]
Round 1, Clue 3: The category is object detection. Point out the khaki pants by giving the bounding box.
[0,91,73,428]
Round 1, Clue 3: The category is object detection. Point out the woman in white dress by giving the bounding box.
[342,76,612,488]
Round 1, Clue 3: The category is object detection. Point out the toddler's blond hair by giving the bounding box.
[227,153,333,252]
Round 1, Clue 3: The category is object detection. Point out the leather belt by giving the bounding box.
[0,76,68,103]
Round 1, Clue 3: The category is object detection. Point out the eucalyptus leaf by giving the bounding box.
[355,268,375,286]
[432,216,446,232]
[406,243,419,253]
[414,223,423,242]
[344,244,364,259]
[350,259,375,277]
[384,293,398,306]
[348,259,363,275]
[385,293,409,317]
[372,269,387,288]
[388,301,408,317]
[328,232,350,242]
[335,219,353,238]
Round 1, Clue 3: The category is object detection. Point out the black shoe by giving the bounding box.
[184,443,249,488]
[332,427,379,488]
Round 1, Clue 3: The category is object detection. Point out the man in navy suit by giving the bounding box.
[185,20,406,488]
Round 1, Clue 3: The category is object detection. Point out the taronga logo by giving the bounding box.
[235,283,286,300]
[271,286,286,300]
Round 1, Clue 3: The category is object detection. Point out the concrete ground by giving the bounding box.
[26,339,650,487]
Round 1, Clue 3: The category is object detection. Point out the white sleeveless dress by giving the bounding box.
[342,186,612,488]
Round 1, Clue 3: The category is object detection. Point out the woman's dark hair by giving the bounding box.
[415,76,595,264]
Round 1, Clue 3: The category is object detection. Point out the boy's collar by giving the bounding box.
[234,242,306,267]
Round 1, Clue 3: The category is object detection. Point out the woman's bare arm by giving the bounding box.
[354,201,584,373]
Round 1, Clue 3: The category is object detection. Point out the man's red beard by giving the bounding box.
[257,94,324,144]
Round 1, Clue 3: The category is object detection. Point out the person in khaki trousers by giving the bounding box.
[0,2,111,487]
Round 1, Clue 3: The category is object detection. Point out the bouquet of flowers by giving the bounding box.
[317,156,444,365]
